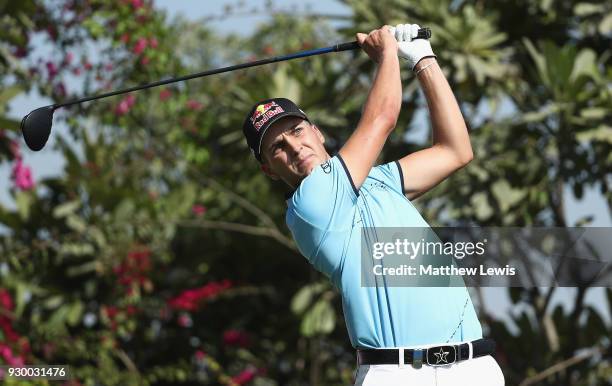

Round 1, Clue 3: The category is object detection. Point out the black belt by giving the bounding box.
[357,338,496,368]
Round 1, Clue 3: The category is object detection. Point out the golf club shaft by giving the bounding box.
[54,28,431,109]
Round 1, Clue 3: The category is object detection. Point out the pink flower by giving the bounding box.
[64,52,73,65]
[103,306,119,319]
[0,343,24,367]
[186,100,203,111]
[104,63,113,71]
[11,159,35,190]
[263,45,274,55]
[192,204,206,216]
[194,350,206,360]
[159,88,171,101]
[0,344,12,362]
[177,313,192,328]
[133,37,148,55]
[83,61,93,71]
[120,33,130,44]
[7,354,24,367]
[113,248,151,291]
[54,83,67,98]
[0,289,13,311]
[115,94,136,116]
[115,101,130,115]
[72,67,81,76]
[231,368,257,385]
[131,0,143,9]
[223,329,251,347]
[140,56,150,66]
[0,321,19,341]
[149,37,158,49]
[168,280,232,311]
[46,61,58,78]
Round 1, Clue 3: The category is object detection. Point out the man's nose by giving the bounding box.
[285,136,302,155]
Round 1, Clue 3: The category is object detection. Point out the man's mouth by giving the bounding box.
[296,155,313,169]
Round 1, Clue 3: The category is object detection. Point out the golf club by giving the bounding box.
[21,28,431,151]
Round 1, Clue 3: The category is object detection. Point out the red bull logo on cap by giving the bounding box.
[250,101,284,131]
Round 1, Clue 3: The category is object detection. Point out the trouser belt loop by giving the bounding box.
[412,349,424,369]
[468,341,473,360]
[398,347,406,368]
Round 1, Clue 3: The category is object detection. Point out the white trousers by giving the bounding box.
[354,343,505,386]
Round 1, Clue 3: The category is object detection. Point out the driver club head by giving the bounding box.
[21,106,55,151]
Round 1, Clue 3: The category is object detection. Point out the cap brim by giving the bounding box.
[256,111,308,161]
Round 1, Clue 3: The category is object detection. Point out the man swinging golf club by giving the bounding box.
[242,24,505,385]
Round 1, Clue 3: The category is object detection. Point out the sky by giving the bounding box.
[1,0,610,326]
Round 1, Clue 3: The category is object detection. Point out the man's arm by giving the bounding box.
[338,26,401,191]
[398,57,473,200]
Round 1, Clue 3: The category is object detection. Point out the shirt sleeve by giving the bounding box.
[286,155,358,278]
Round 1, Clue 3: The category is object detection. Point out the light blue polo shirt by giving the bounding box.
[286,155,482,349]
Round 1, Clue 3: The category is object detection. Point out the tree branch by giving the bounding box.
[204,177,278,230]
[178,219,296,252]
[518,345,604,386]
[116,349,140,374]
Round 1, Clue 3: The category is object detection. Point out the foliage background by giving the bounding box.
[0,0,611,385]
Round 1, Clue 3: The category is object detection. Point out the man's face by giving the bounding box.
[260,117,329,188]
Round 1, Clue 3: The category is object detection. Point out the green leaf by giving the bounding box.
[300,298,335,337]
[53,200,82,218]
[523,38,549,86]
[599,13,612,34]
[579,107,607,119]
[291,282,326,315]
[291,285,315,315]
[66,301,84,326]
[59,243,95,257]
[0,85,24,109]
[114,199,135,222]
[14,281,28,318]
[66,215,87,233]
[470,192,493,220]
[492,180,526,212]
[48,305,70,330]
[67,260,100,277]
[573,3,605,16]
[576,125,612,143]
[0,116,21,132]
[15,191,33,220]
[521,104,561,123]
[87,226,107,248]
[570,49,597,81]
[44,295,64,309]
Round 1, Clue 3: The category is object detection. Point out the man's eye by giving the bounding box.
[293,127,303,134]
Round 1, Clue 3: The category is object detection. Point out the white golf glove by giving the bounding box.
[388,24,435,70]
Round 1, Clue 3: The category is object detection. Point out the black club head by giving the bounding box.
[21,106,55,151]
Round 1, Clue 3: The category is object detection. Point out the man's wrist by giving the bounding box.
[413,57,437,72]
[379,50,399,64]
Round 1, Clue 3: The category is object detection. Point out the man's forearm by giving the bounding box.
[360,52,402,133]
[415,58,473,163]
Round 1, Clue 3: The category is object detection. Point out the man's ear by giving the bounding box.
[260,163,280,180]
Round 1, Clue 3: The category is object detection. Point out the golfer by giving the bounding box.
[242,24,504,385]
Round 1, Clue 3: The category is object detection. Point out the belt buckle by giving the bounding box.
[426,345,457,366]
